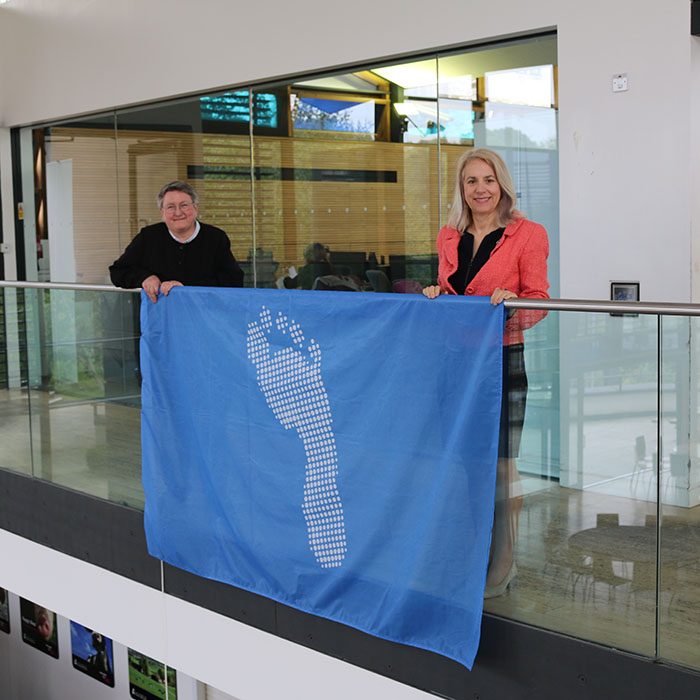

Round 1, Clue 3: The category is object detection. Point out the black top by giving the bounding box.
[284,261,333,290]
[109,222,244,289]
[448,227,505,295]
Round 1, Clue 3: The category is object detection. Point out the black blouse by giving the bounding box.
[448,227,505,295]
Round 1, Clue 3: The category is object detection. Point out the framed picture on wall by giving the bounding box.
[70,621,115,687]
[0,588,9,634]
[127,648,177,700]
[19,598,59,658]
[611,281,639,302]
[610,281,640,317]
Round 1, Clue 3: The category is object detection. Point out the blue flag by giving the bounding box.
[140,288,504,668]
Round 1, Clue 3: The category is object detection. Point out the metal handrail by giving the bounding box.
[0,280,139,293]
[2,281,700,316]
[504,297,700,316]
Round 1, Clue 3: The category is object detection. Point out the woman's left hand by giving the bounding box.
[490,287,518,305]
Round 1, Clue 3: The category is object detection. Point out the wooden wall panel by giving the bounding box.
[48,128,121,285]
[48,127,471,284]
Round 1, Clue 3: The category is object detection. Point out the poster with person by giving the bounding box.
[20,598,58,658]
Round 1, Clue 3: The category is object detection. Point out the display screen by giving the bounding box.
[201,91,278,128]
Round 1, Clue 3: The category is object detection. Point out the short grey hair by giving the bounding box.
[157,180,199,209]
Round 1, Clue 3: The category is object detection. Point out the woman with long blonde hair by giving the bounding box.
[424,148,549,597]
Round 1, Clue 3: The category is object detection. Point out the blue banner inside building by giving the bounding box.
[140,288,504,668]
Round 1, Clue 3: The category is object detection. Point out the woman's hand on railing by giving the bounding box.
[490,287,519,305]
[423,285,443,299]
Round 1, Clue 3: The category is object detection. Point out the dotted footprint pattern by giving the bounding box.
[247,306,347,568]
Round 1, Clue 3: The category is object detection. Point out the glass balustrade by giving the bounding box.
[657,315,700,669]
[0,287,33,476]
[484,309,659,657]
[2,286,700,672]
[0,285,143,507]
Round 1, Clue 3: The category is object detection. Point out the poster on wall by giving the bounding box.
[0,588,10,633]
[70,621,115,687]
[127,648,177,700]
[20,598,59,658]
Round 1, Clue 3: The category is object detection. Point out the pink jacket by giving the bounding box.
[437,217,550,345]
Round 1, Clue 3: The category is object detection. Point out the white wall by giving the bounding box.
[692,36,700,303]
[0,592,199,700]
[0,529,435,700]
[0,0,696,300]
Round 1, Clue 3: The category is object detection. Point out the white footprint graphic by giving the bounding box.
[247,306,347,568]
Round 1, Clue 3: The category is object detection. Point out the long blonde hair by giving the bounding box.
[446,148,520,231]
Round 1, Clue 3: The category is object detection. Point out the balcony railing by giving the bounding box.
[2,282,700,671]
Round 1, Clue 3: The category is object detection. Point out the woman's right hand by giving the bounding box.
[423,285,442,299]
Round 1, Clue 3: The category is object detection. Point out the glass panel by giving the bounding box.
[437,36,560,479]
[483,310,658,658]
[658,315,700,669]
[0,288,34,476]
[475,105,559,293]
[30,114,121,284]
[437,35,560,296]
[18,127,41,282]
[485,64,555,108]
[115,95,254,289]
[252,58,439,293]
[25,288,143,508]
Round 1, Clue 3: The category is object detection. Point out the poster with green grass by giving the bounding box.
[127,648,177,700]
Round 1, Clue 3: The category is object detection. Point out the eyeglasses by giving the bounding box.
[163,202,194,213]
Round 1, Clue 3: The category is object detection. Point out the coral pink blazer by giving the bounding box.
[437,218,550,345]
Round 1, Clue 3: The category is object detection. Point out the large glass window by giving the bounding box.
[15,34,558,298]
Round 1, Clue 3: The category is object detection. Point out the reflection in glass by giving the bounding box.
[484,311,658,659]
[475,101,560,299]
[485,64,555,108]
[200,91,278,128]
[658,315,700,670]
[116,95,254,289]
[16,35,559,302]
[0,288,34,476]
[252,57,439,292]
[26,114,120,285]
[480,101,557,150]
[291,95,375,139]
[23,289,143,507]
